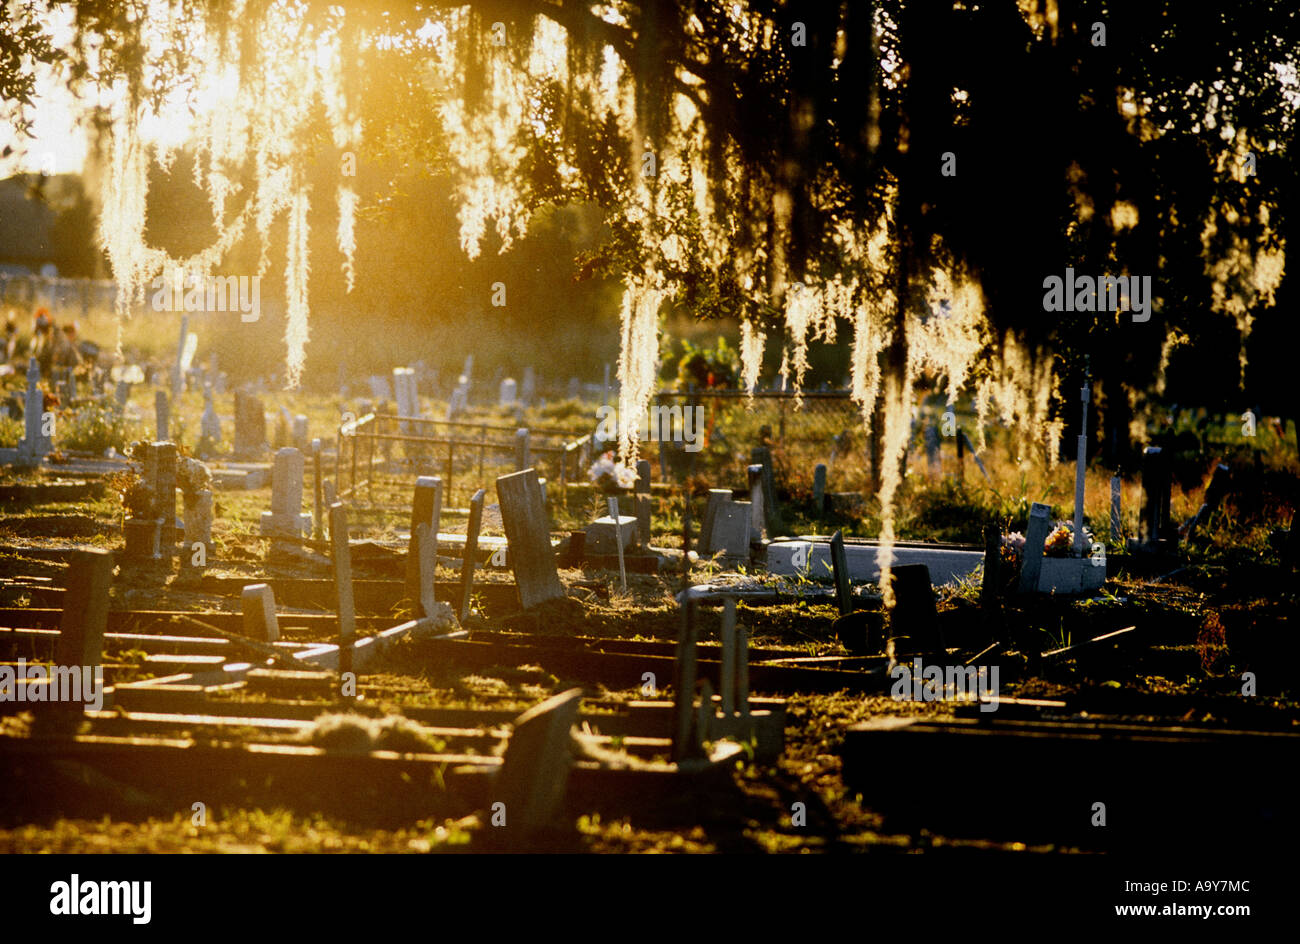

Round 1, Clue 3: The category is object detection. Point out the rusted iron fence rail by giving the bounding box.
[336,413,596,508]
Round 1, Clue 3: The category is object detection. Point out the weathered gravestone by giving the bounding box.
[16,359,51,466]
[1017,502,1053,594]
[406,476,443,616]
[699,488,732,554]
[492,688,584,838]
[155,390,170,441]
[46,549,113,714]
[1139,445,1174,549]
[889,564,946,658]
[292,414,309,452]
[233,391,268,457]
[709,502,753,559]
[446,376,470,420]
[499,377,517,407]
[198,384,221,456]
[260,447,313,538]
[241,583,280,642]
[586,514,636,555]
[56,549,113,669]
[813,464,827,515]
[750,445,779,536]
[747,464,767,543]
[496,468,565,609]
[521,366,536,405]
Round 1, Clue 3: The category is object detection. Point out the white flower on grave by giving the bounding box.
[588,451,637,492]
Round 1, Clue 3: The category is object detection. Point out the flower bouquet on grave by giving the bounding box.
[1043,521,1097,557]
[588,451,638,495]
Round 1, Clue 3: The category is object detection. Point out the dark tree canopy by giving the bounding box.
[2,0,1297,590]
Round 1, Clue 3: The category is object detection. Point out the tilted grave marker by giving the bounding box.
[494,688,584,837]
[829,529,852,617]
[496,468,565,609]
[406,476,443,616]
[241,583,280,643]
[56,549,113,669]
[1017,502,1053,593]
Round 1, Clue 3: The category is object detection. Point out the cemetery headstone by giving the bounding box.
[924,424,941,473]
[890,564,945,658]
[496,468,565,609]
[813,464,827,515]
[515,428,530,470]
[709,501,752,559]
[1017,502,1053,593]
[17,359,51,466]
[672,601,701,762]
[406,476,443,616]
[260,447,312,538]
[830,529,852,616]
[56,549,113,669]
[494,688,583,837]
[139,441,179,529]
[635,494,652,548]
[699,488,732,554]
[500,377,518,407]
[155,390,170,441]
[311,439,325,539]
[521,366,536,405]
[747,464,766,542]
[233,391,268,457]
[198,385,221,456]
[750,446,779,536]
[1139,446,1173,548]
[171,314,189,396]
[241,583,280,642]
[292,414,309,452]
[586,513,636,555]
